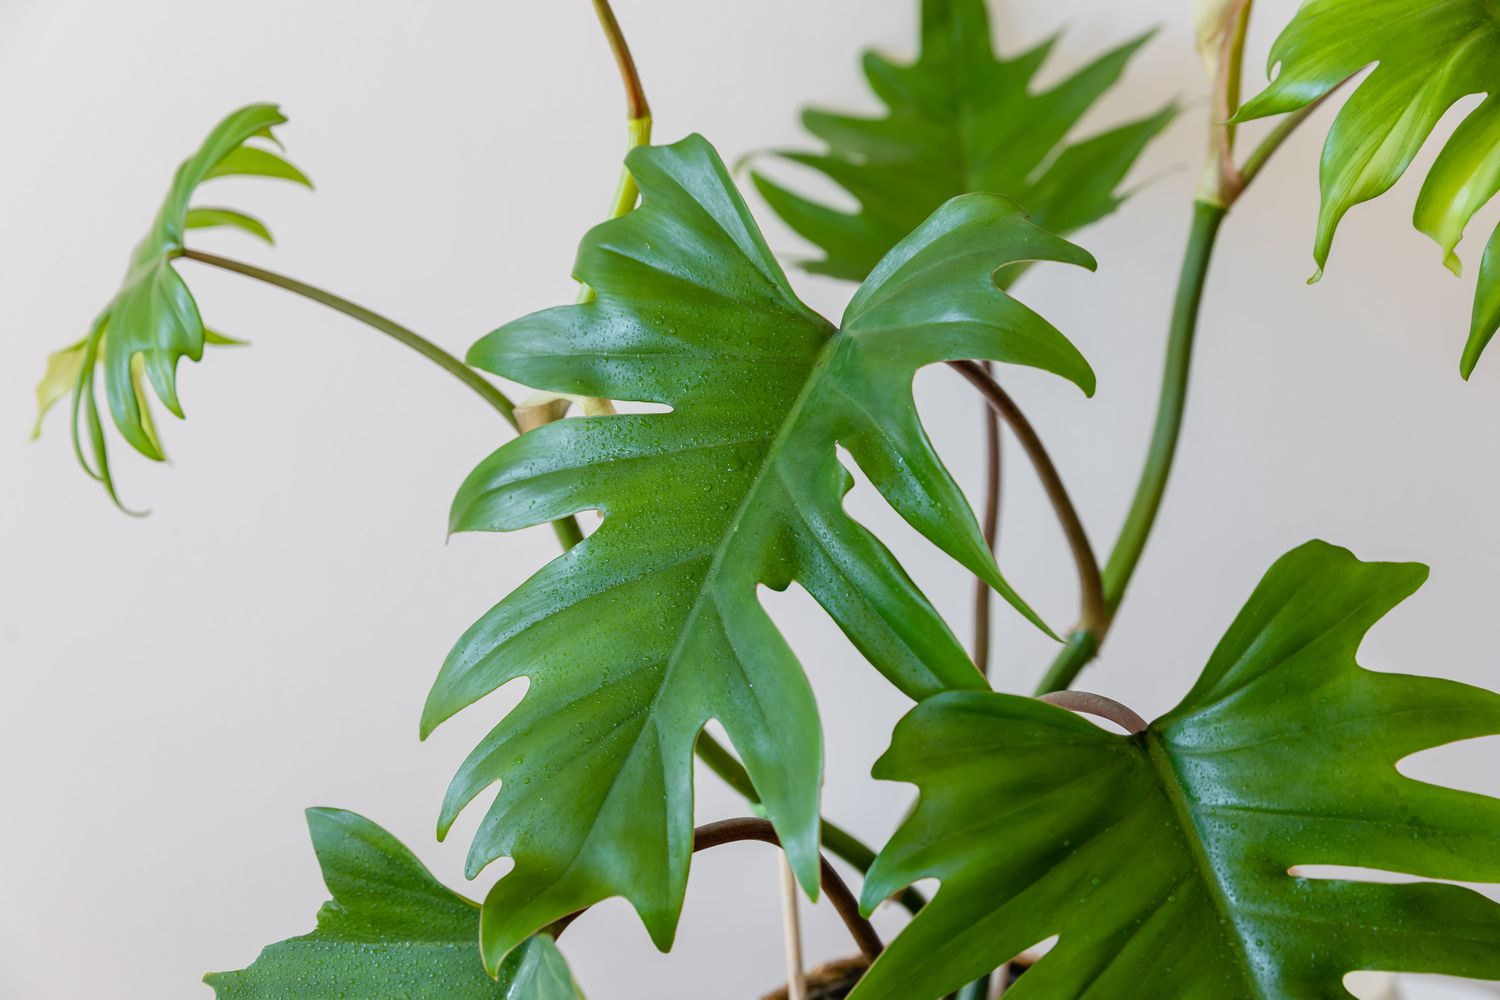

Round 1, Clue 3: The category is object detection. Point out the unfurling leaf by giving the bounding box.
[32,330,242,443]
[203,808,583,999]
[852,541,1500,1000]
[36,103,309,508]
[423,133,1096,973]
[1237,0,1500,377]
[752,0,1173,283]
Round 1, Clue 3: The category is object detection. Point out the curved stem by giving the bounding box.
[1100,203,1226,620]
[950,361,1104,636]
[577,2,654,309]
[1035,76,1334,693]
[1038,690,1148,734]
[179,248,586,550]
[592,0,650,122]
[1238,94,1331,192]
[183,250,517,426]
[552,817,884,963]
[695,730,926,916]
[972,362,1002,676]
[1036,201,1226,694]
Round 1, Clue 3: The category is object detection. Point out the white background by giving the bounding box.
[2,1,1498,997]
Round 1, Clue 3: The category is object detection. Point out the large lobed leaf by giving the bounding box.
[852,541,1500,1000]
[753,0,1174,283]
[422,133,1097,972]
[205,808,583,999]
[37,102,310,507]
[1238,0,1500,378]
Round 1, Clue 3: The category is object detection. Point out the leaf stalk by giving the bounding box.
[549,817,885,963]
[1036,200,1226,694]
[178,248,587,550]
[950,361,1105,637]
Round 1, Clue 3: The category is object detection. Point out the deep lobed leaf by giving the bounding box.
[204,808,583,999]
[423,133,1096,972]
[753,0,1174,283]
[853,541,1500,1000]
[1238,0,1500,377]
[36,102,309,508]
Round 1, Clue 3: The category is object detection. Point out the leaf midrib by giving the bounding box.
[1142,728,1269,1000]
[650,324,842,718]
[545,319,841,895]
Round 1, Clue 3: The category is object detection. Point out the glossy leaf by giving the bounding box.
[37,103,309,507]
[423,133,1096,972]
[204,808,583,999]
[1238,0,1500,377]
[32,330,242,443]
[752,0,1174,282]
[853,541,1500,1000]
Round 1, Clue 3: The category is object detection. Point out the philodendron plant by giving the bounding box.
[33,0,1500,997]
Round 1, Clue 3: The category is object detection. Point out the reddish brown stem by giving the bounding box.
[592,0,651,121]
[549,818,884,962]
[973,361,1002,676]
[950,361,1105,636]
[1038,690,1148,734]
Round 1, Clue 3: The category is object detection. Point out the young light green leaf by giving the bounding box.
[423,133,1096,973]
[31,338,88,441]
[752,0,1174,283]
[33,330,244,444]
[1238,0,1500,377]
[38,102,308,508]
[205,144,313,187]
[203,808,583,999]
[185,207,275,244]
[852,541,1500,1000]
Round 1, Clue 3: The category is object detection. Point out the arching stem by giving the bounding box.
[179,248,585,549]
[1038,690,1148,734]
[950,361,1105,638]
[549,817,885,962]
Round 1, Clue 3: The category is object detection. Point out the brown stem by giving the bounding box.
[949,361,1105,635]
[592,0,651,121]
[550,818,884,962]
[1038,690,1148,734]
[973,361,1002,676]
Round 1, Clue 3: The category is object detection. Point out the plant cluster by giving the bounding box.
[32,1,1500,997]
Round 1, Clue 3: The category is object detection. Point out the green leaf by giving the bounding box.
[185,207,275,244]
[32,330,243,444]
[1237,0,1500,378]
[42,103,308,508]
[203,808,583,999]
[422,133,1095,973]
[852,541,1500,1000]
[31,338,88,441]
[752,0,1174,283]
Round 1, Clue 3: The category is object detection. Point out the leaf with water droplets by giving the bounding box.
[425,133,1097,973]
[852,541,1500,999]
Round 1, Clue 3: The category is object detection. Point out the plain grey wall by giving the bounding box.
[2,1,1497,997]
